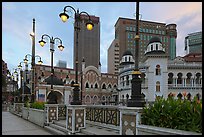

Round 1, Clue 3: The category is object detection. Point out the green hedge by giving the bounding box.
[29,101,47,110]
[141,96,202,133]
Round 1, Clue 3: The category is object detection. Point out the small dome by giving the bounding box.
[44,75,64,85]
[122,50,133,56]
[145,36,165,55]
[148,37,161,45]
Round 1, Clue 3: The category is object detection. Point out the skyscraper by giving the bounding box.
[108,17,177,74]
[74,15,100,72]
[184,31,202,54]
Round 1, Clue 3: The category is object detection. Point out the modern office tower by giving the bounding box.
[108,17,177,74]
[2,60,8,77]
[184,31,202,54]
[74,15,100,72]
[56,60,67,68]
[108,39,119,74]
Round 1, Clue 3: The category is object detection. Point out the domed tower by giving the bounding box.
[119,50,135,66]
[166,24,177,60]
[145,36,165,55]
[144,36,168,102]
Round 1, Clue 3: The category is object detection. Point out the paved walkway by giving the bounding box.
[2,112,52,135]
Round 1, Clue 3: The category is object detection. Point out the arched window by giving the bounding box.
[108,84,112,89]
[95,83,98,88]
[126,75,129,85]
[156,81,160,92]
[91,85,93,88]
[151,45,153,50]
[129,56,131,62]
[122,77,124,87]
[195,72,201,84]
[85,82,89,88]
[177,73,183,84]
[186,72,192,85]
[177,93,182,99]
[125,57,127,62]
[187,93,191,100]
[114,85,117,89]
[41,72,44,77]
[156,44,158,50]
[155,65,161,75]
[102,83,106,89]
[168,73,173,84]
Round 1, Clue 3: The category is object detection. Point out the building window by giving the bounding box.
[108,84,112,89]
[86,82,89,88]
[125,57,127,62]
[151,45,153,51]
[155,65,161,75]
[156,81,160,92]
[102,83,106,89]
[195,72,201,84]
[186,72,192,85]
[177,73,183,84]
[129,56,131,62]
[126,75,129,86]
[156,44,158,50]
[168,73,173,84]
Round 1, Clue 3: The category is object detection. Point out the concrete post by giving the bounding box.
[119,106,143,135]
[66,105,86,134]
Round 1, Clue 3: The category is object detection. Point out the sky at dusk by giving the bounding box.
[2,2,202,74]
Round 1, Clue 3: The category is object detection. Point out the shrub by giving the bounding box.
[141,96,202,133]
[30,101,47,110]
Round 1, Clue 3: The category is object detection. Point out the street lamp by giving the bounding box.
[59,5,94,105]
[24,54,43,65]
[39,34,64,104]
[20,55,43,102]
[127,2,145,107]
[12,68,20,102]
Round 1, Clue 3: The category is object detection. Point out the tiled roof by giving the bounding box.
[182,53,202,62]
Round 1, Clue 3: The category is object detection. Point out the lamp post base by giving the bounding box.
[127,96,145,107]
[71,85,82,105]
[127,72,145,107]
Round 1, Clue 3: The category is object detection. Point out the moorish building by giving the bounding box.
[33,59,118,105]
[118,37,202,104]
[108,17,177,74]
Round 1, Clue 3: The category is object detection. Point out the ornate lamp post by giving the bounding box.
[39,34,64,104]
[59,5,94,105]
[19,55,42,102]
[127,2,145,107]
[13,68,20,102]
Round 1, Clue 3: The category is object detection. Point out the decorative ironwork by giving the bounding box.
[86,106,120,126]
[122,114,136,135]
[75,109,84,131]
[58,105,66,118]
[48,107,57,122]
[67,109,72,130]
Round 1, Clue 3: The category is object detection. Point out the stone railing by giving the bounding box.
[29,108,45,127]
[22,107,29,120]
[44,104,66,124]
[13,103,24,116]
[137,124,202,135]
[2,104,10,111]
[58,104,66,120]
[86,105,120,127]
